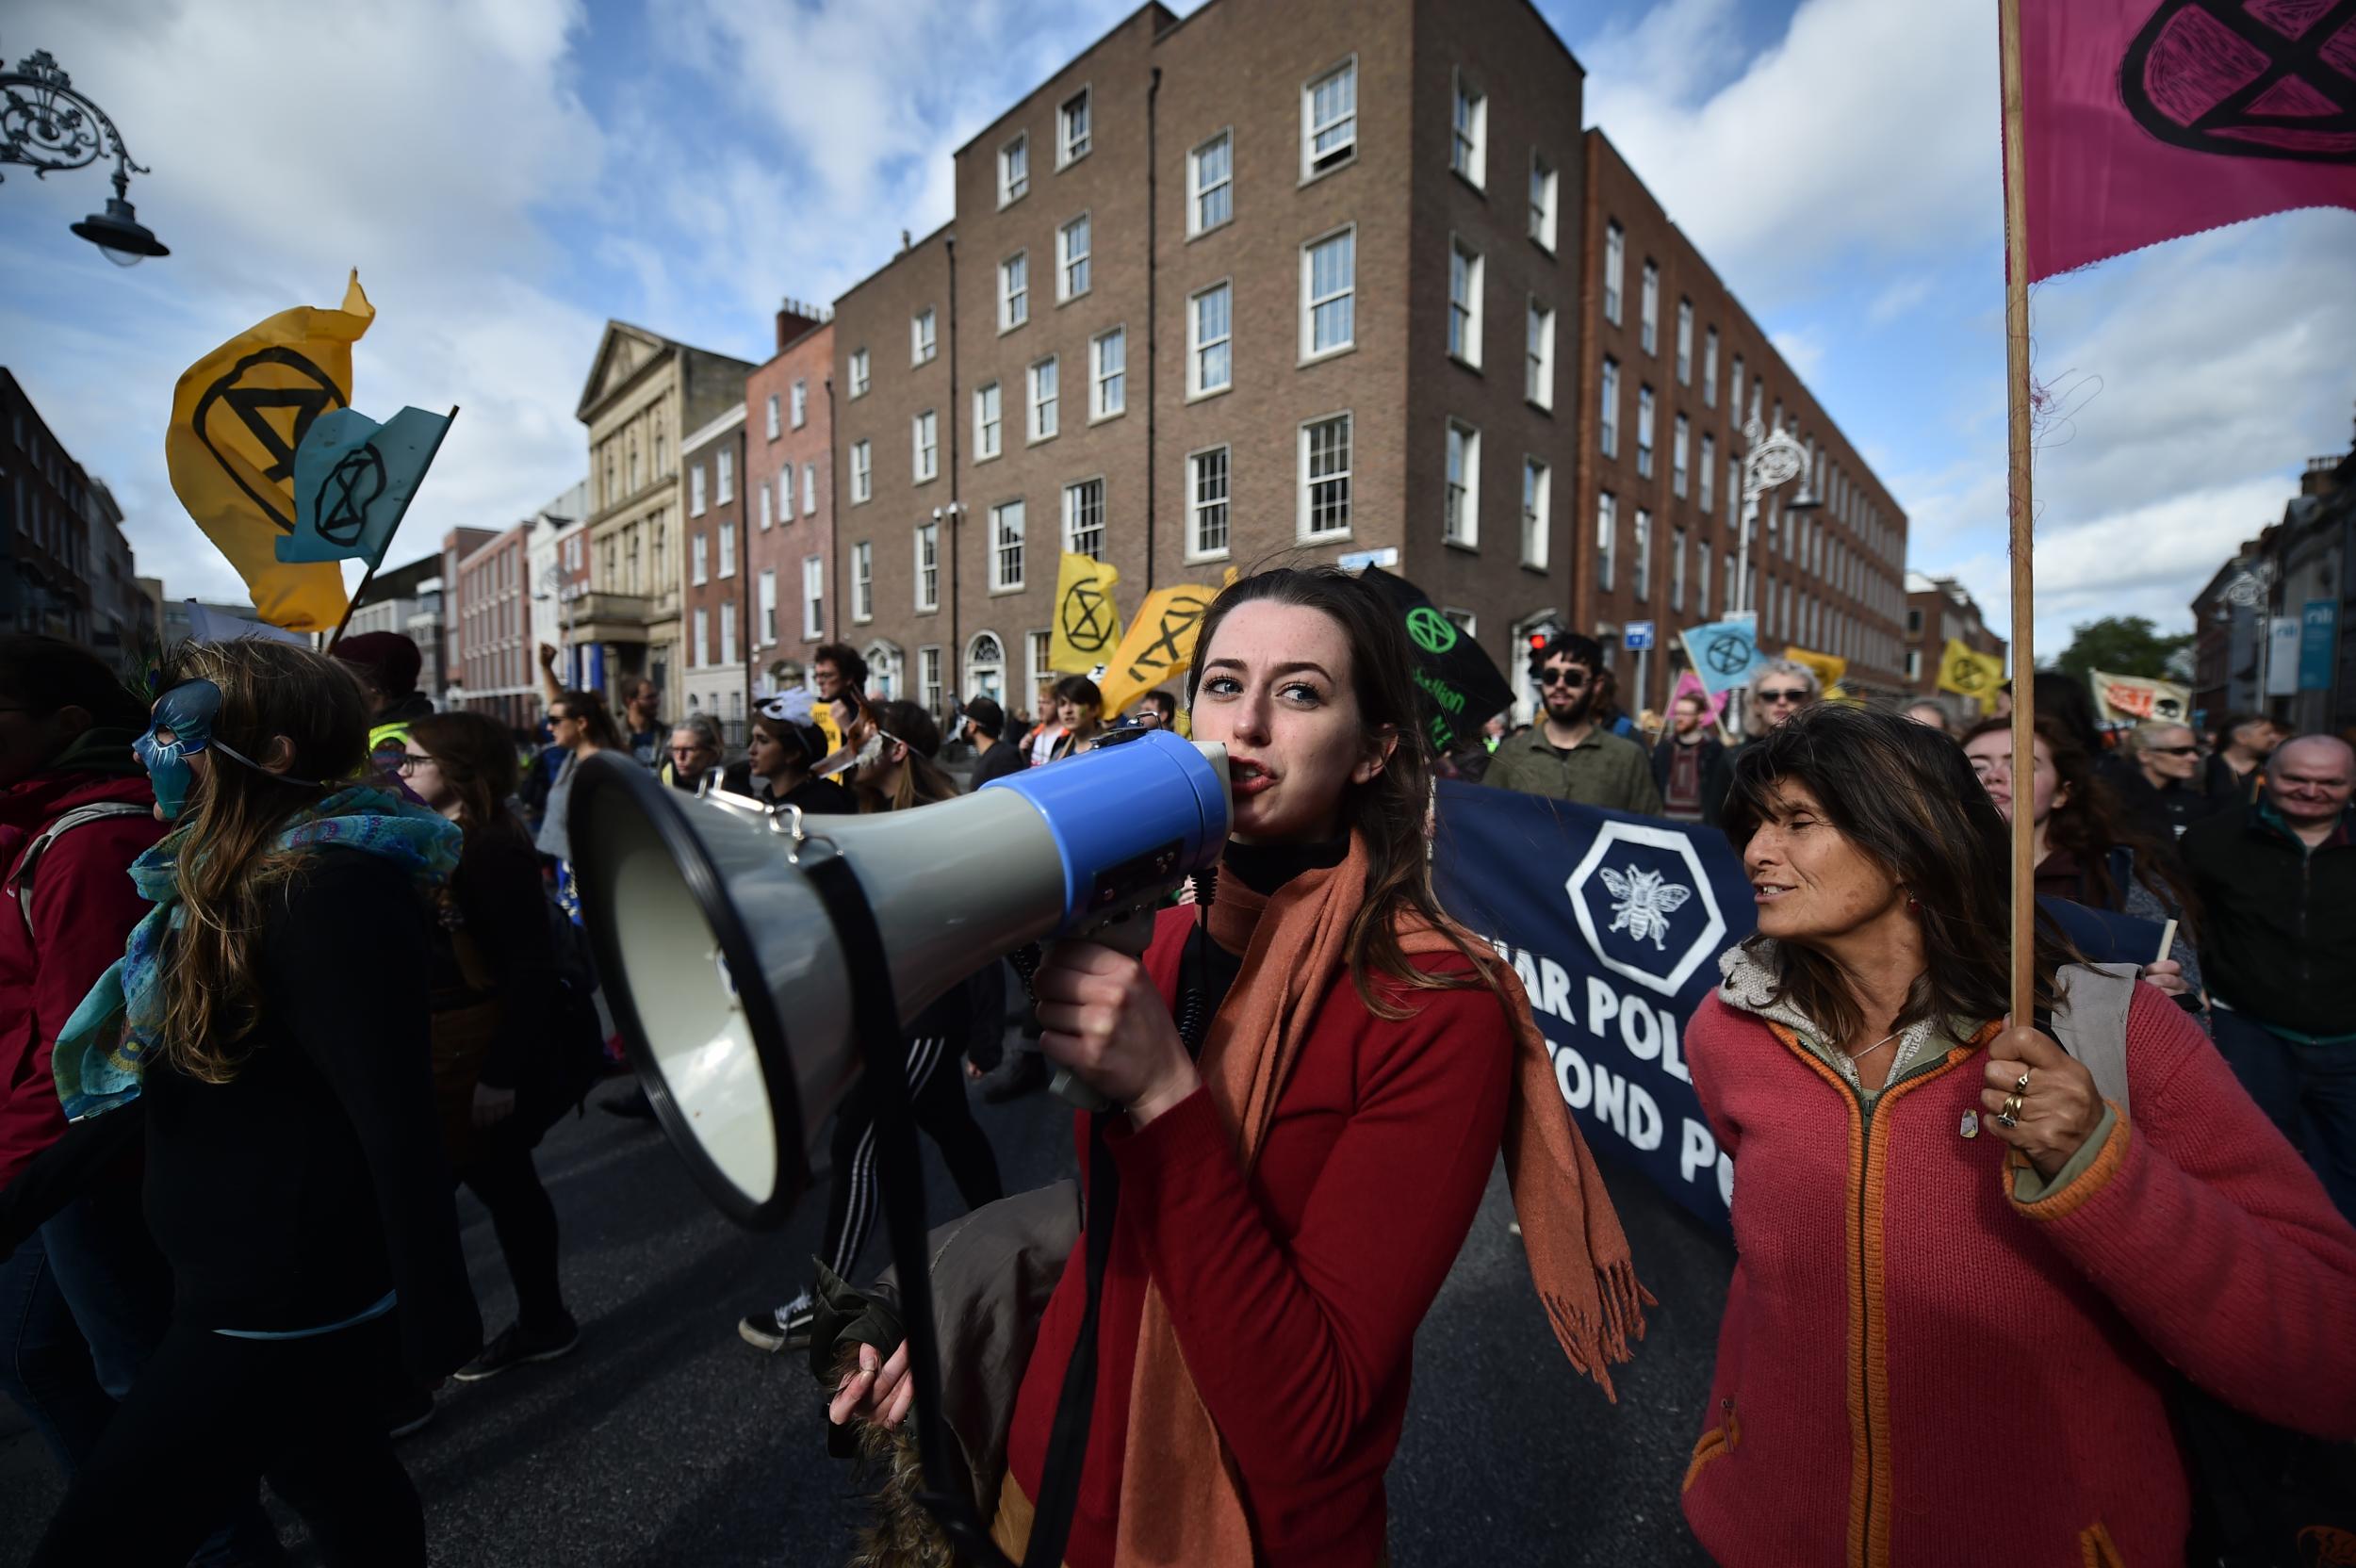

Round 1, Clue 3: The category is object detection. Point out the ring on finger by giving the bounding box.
[2014,1070,2031,1095]
[1998,1092,2025,1125]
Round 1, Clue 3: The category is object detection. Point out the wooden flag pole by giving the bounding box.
[324,404,460,655]
[1998,0,2037,1026]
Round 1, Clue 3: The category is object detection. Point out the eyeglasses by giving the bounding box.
[394,754,442,776]
[1539,668,1591,689]
[1759,688,1812,705]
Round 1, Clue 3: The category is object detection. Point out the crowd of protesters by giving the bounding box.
[3,578,2353,1565]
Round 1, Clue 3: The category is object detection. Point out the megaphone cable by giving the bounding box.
[800,847,1108,1568]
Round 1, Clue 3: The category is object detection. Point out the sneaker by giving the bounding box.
[738,1292,814,1354]
[453,1314,581,1382]
[599,1086,657,1121]
[386,1388,436,1441]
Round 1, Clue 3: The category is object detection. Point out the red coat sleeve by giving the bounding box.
[1106,968,1513,1485]
[0,816,157,1187]
[2014,985,2356,1440]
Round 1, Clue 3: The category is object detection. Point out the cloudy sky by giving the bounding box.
[5,0,2350,657]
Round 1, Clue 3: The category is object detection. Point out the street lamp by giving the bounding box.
[2,45,169,264]
[1734,416,1811,619]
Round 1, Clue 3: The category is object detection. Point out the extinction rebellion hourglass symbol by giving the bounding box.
[2121,0,2356,164]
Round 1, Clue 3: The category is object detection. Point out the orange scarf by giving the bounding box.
[1111,834,1650,1566]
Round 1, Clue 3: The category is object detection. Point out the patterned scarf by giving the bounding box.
[54,785,460,1121]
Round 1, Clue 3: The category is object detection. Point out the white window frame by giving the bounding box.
[1186,443,1231,562]
[912,409,939,483]
[1188,280,1233,397]
[1444,420,1481,548]
[1057,214,1090,302]
[1091,326,1126,419]
[1633,508,1653,601]
[1599,357,1620,457]
[777,469,794,522]
[719,599,737,665]
[850,439,872,504]
[1700,432,1717,513]
[1603,221,1625,325]
[911,308,937,366]
[1058,87,1091,167]
[718,448,735,504]
[757,477,772,531]
[692,606,709,668]
[802,461,816,515]
[759,567,777,645]
[1636,385,1656,479]
[690,463,707,516]
[692,531,708,585]
[1301,57,1358,179]
[998,131,1028,206]
[1640,261,1661,354]
[1026,630,1053,706]
[1301,225,1356,362]
[1703,328,1720,408]
[1528,150,1558,252]
[1450,69,1487,188]
[1698,547,1712,619]
[852,540,873,623]
[974,381,1003,461]
[965,632,1006,705]
[1676,300,1694,384]
[1522,457,1550,570]
[1673,414,1690,498]
[791,381,808,430]
[915,522,939,612]
[919,645,943,714]
[718,520,735,579]
[1298,411,1352,541]
[1188,128,1233,237]
[1596,492,1617,592]
[850,347,871,398]
[1448,237,1483,368]
[765,394,780,440]
[990,499,1026,592]
[1000,251,1029,331]
[1027,355,1059,442]
[1062,477,1106,560]
[1526,298,1555,410]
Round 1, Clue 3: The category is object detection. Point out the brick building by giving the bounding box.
[743,306,835,696]
[1572,131,1909,717]
[443,525,520,727]
[1901,570,2007,717]
[830,0,1596,724]
[3,368,139,647]
[681,400,749,739]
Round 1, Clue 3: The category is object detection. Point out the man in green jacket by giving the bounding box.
[1482,633,1663,816]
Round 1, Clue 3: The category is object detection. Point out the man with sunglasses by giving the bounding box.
[2129,721,2214,837]
[1484,633,1663,815]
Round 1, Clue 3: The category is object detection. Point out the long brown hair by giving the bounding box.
[407,710,523,842]
[553,688,623,751]
[1188,566,1507,1021]
[158,639,370,1083]
[1961,714,2199,924]
[867,699,958,812]
[1723,704,2072,1045]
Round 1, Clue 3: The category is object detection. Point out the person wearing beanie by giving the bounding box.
[333,631,434,780]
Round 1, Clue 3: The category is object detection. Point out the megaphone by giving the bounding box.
[568,728,1230,1228]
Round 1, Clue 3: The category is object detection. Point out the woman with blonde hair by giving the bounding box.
[1702,659,1823,825]
[0,637,480,1565]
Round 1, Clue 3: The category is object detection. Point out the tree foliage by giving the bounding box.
[2050,615,2193,682]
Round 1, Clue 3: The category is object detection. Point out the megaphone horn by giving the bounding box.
[569,729,1230,1228]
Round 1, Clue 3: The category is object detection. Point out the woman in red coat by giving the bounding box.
[1681,704,2356,1567]
[831,567,1648,1567]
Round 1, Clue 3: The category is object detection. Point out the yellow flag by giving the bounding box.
[166,271,376,632]
[1050,552,1123,675]
[1098,582,1219,717]
[1937,638,2006,708]
[1783,645,1847,698]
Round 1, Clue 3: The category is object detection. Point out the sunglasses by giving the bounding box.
[2146,744,2199,757]
[1759,688,1812,705]
[1539,668,1592,689]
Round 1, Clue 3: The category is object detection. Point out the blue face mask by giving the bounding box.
[133,679,325,821]
[134,679,223,821]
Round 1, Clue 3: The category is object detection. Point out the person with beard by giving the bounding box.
[1482,633,1661,814]
[1650,691,1723,824]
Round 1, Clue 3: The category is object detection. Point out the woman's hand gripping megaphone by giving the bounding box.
[1031,906,1200,1122]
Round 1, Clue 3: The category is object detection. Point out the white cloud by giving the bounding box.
[1769,326,1825,381]
[1866,273,1934,326]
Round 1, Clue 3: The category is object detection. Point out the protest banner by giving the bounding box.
[1430,779,1749,1233]
[1096,582,1216,717]
[1677,614,1761,701]
[2088,668,2191,725]
[165,270,376,633]
[1356,565,1513,754]
[1048,552,1123,675]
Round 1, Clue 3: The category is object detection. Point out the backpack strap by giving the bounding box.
[2049,962,2141,1114]
[8,801,151,936]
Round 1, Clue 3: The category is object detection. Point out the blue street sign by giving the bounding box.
[1624,621,1655,651]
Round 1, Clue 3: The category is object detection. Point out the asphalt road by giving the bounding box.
[0,1041,1732,1566]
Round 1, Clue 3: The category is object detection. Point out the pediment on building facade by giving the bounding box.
[577,321,677,423]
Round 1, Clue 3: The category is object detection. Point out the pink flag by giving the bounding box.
[1672,669,1728,726]
[2021,0,2356,282]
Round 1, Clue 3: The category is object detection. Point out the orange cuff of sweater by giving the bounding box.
[2007,1102,2134,1222]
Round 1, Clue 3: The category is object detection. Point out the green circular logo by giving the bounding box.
[1406,607,1459,655]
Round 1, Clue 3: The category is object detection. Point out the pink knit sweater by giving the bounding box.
[1680,973,2356,1568]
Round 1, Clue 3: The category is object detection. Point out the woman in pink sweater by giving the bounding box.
[1681,704,2356,1568]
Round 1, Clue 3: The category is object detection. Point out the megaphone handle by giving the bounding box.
[1043,905,1159,1113]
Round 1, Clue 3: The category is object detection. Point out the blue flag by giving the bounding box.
[276,405,452,568]
[1677,613,1763,700]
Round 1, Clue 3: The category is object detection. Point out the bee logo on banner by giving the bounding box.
[1431,780,1755,1233]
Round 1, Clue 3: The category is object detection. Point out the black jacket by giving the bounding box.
[969,739,1027,790]
[1700,738,1751,829]
[2181,803,2356,1036]
[1651,733,1723,808]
